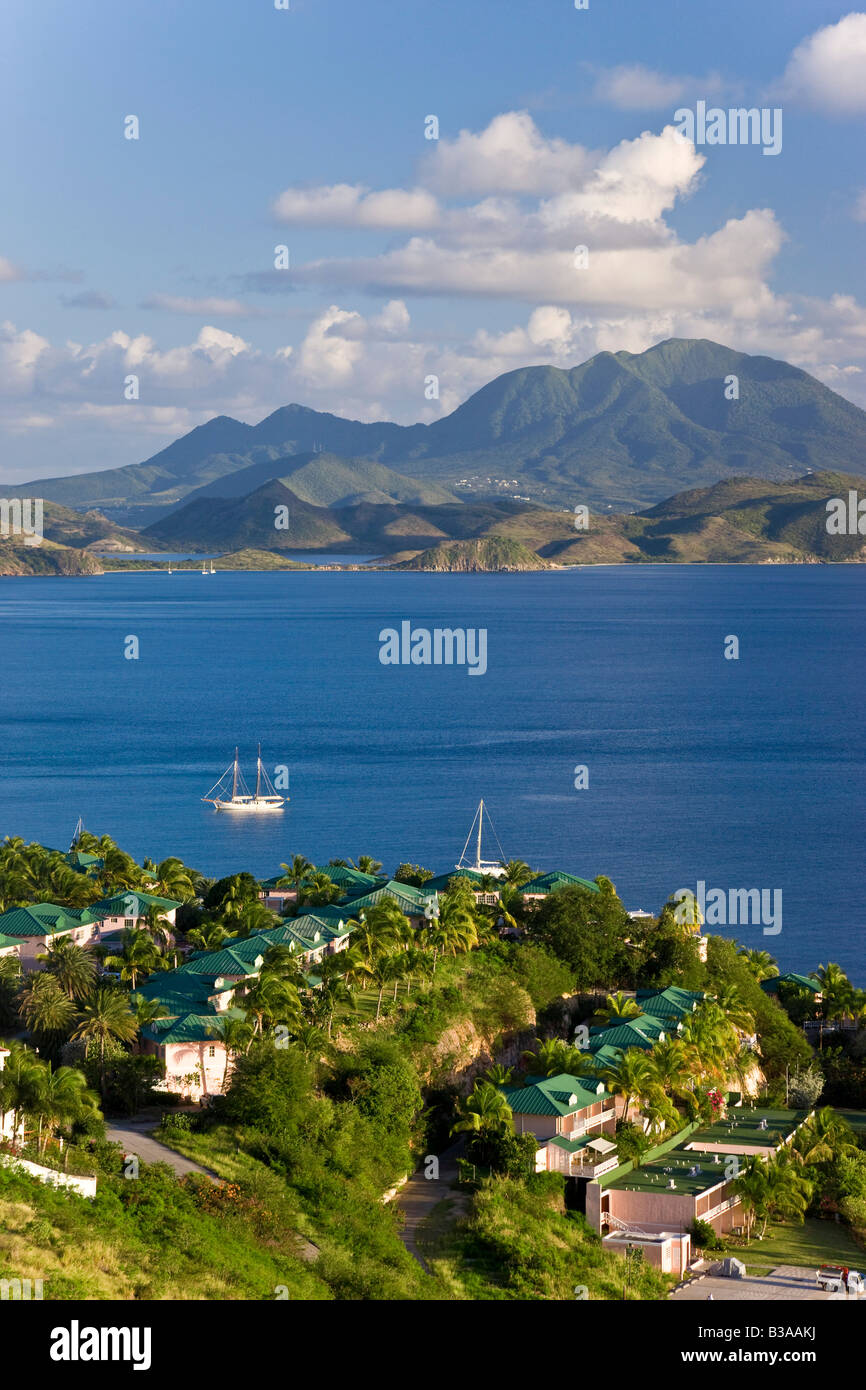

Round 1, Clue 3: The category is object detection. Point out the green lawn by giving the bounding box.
[734,1217,864,1275]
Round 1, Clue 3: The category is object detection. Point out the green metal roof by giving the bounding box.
[0,933,22,951]
[425,868,488,893]
[635,988,704,1019]
[501,1072,611,1117]
[761,972,821,994]
[587,1017,669,1053]
[520,871,600,896]
[87,891,181,918]
[176,946,262,979]
[140,1011,236,1045]
[0,904,88,937]
[342,880,437,915]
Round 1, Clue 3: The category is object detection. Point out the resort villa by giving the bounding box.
[500,1072,619,1178]
[0,892,180,967]
[584,1108,813,1276]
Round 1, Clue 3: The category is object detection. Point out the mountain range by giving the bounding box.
[5,339,866,520]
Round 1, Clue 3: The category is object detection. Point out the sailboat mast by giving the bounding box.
[232,748,239,801]
[255,744,262,799]
[475,800,484,870]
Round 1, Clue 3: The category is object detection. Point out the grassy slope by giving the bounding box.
[0,1159,330,1301]
[740,1217,864,1276]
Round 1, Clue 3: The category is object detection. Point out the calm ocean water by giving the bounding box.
[0,566,862,979]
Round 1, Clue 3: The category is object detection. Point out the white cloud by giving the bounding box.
[594,64,686,109]
[273,183,440,228]
[778,12,866,114]
[853,189,866,222]
[422,111,592,195]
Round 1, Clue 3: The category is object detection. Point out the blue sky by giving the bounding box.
[1,0,864,480]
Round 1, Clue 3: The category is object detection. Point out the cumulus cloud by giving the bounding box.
[590,64,729,110]
[421,111,593,195]
[777,12,866,114]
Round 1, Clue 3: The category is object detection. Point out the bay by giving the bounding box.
[0,565,862,979]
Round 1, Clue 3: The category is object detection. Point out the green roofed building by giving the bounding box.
[139,1008,248,1102]
[635,987,704,1020]
[0,903,102,965]
[520,871,600,899]
[761,972,822,996]
[339,879,437,922]
[86,891,181,927]
[498,1071,617,1177]
[587,1014,670,1054]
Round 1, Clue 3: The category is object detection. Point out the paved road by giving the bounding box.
[671,1263,856,1301]
[395,1142,466,1271]
[106,1117,219,1179]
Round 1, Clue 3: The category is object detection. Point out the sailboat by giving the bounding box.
[455,799,506,875]
[202,745,287,813]
[167,561,172,575]
[209,560,215,575]
[201,560,208,575]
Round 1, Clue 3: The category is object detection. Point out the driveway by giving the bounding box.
[105,1116,219,1180]
[671,1263,854,1301]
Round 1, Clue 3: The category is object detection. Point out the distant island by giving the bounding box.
[3,338,866,575]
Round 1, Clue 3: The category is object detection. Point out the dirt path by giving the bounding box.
[395,1141,468,1271]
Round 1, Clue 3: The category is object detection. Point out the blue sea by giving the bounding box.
[0,565,863,980]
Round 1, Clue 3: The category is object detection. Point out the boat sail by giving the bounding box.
[455,799,506,876]
[202,745,287,813]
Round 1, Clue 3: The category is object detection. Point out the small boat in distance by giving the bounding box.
[456,798,506,876]
[202,745,287,813]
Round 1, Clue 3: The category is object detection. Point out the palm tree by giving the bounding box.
[522,1037,573,1077]
[484,1063,514,1085]
[451,1079,514,1141]
[361,954,405,1022]
[712,984,754,1033]
[309,973,353,1038]
[599,1051,657,1125]
[292,1023,330,1061]
[142,904,173,950]
[350,855,383,876]
[17,972,77,1042]
[297,872,341,908]
[596,992,642,1024]
[758,1151,812,1239]
[71,986,138,1095]
[738,948,779,983]
[793,1106,856,1165]
[0,1041,44,1139]
[148,857,194,900]
[649,1037,695,1105]
[37,938,97,1001]
[129,992,170,1028]
[103,929,165,990]
[185,920,235,953]
[32,1062,98,1156]
[732,1154,770,1242]
[276,855,314,900]
[499,859,533,888]
[208,1013,255,1090]
[241,974,301,1035]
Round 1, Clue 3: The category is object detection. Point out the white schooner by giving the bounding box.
[202,745,286,813]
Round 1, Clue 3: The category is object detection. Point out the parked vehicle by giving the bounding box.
[816,1265,865,1294]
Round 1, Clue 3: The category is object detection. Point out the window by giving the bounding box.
[208,1046,216,1058]
[124,918,134,928]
